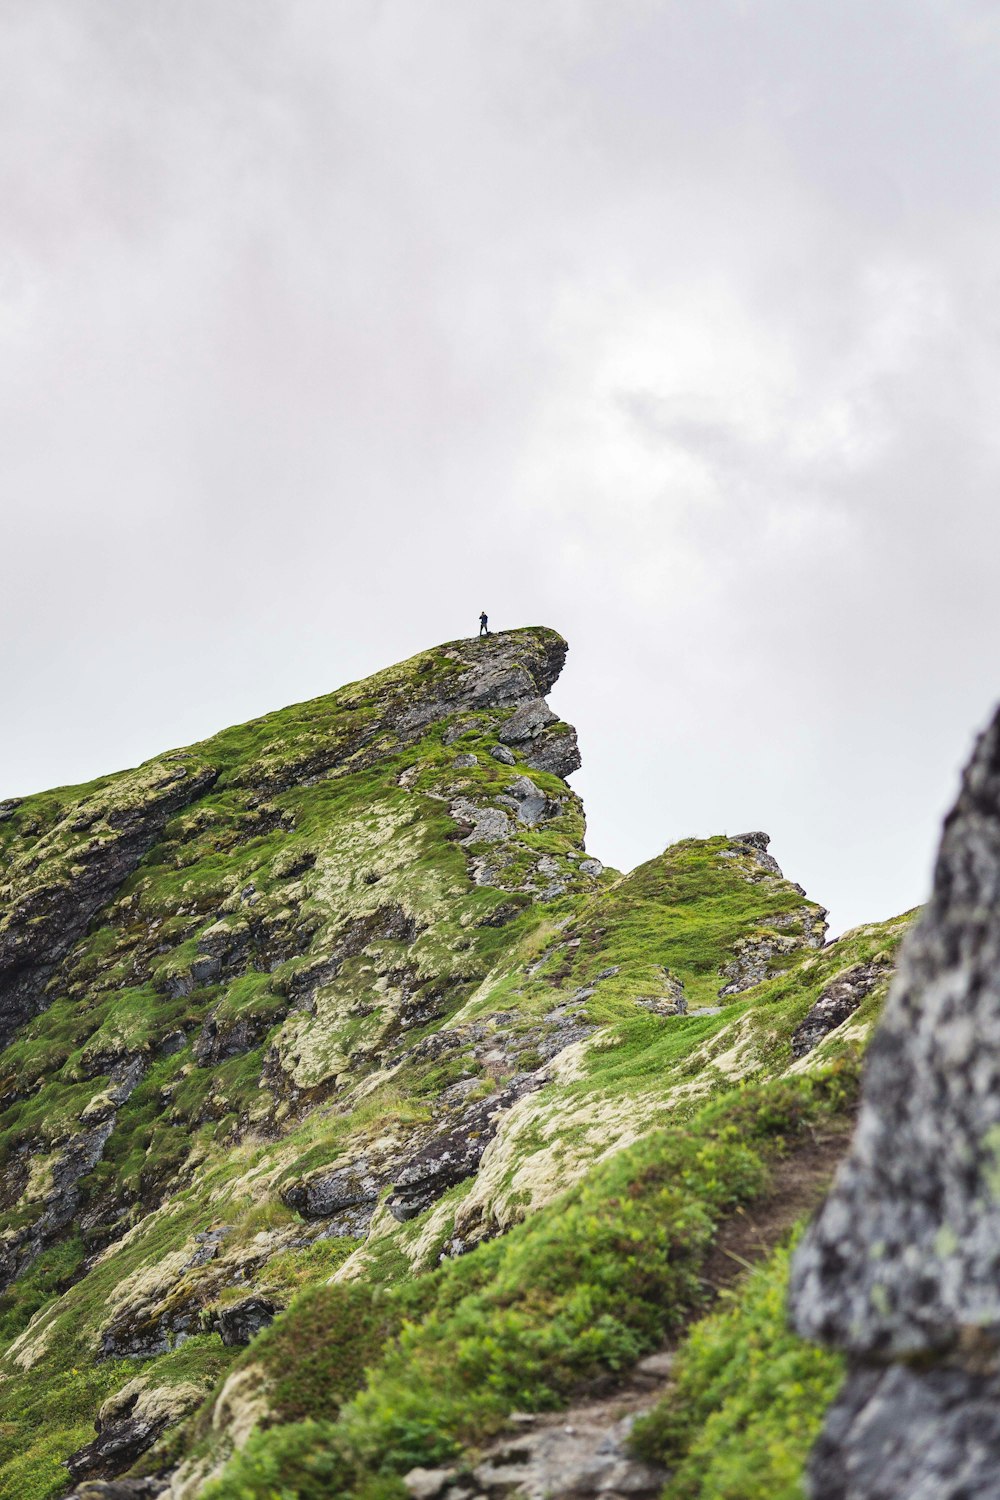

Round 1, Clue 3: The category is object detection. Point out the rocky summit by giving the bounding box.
[0,626,921,1500]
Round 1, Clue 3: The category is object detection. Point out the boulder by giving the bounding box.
[790,701,1000,1496]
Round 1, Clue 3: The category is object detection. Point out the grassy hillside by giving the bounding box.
[0,629,908,1499]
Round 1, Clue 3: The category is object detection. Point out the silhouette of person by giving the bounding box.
[479,611,489,637]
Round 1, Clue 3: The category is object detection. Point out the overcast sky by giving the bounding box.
[2,0,999,933]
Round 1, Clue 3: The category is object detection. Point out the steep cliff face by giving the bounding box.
[0,628,908,1500]
[788,703,1000,1499]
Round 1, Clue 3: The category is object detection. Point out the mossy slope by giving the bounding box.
[0,628,908,1499]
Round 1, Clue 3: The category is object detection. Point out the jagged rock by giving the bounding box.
[803,1363,1000,1500]
[66,1415,167,1483]
[403,1468,458,1500]
[281,1156,382,1224]
[193,1008,282,1067]
[731,830,784,877]
[634,970,687,1017]
[443,717,479,746]
[0,1115,118,1292]
[212,1295,278,1347]
[96,1228,301,1359]
[67,1376,204,1484]
[476,900,525,928]
[496,776,554,828]
[790,701,1000,1497]
[387,1076,544,1222]
[452,798,514,846]
[718,909,826,998]
[497,698,558,747]
[0,626,844,1492]
[523,726,582,780]
[790,960,893,1058]
[472,1414,667,1498]
[0,761,217,1046]
[67,1481,169,1499]
[394,632,568,739]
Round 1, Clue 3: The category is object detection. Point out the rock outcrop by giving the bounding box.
[790,703,1000,1497]
[0,626,883,1499]
[0,760,217,1046]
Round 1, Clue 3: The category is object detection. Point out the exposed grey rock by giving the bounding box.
[443,717,479,746]
[718,907,826,998]
[790,702,1000,1497]
[579,858,603,877]
[490,744,517,766]
[213,1294,278,1347]
[804,1363,1000,1500]
[387,1075,543,1222]
[496,776,553,828]
[282,1156,381,1222]
[453,753,479,769]
[66,1481,169,1499]
[394,632,567,738]
[523,727,582,780]
[193,1001,285,1067]
[476,899,525,928]
[0,1115,118,1292]
[403,1468,458,1500]
[66,1414,167,1484]
[634,1351,675,1380]
[790,961,893,1058]
[528,852,568,899]
[452,798,514,846]
[498,698,557,746]
[634,970,687,1017]
[0,762,217,1048]
[731,830,784,878]
[472,1412,667,1497]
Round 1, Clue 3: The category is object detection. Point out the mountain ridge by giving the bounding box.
[0,627,907,1500]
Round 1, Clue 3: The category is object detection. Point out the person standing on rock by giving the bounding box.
[479,611,489,637]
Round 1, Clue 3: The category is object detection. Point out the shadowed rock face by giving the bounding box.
[790,961,893,1059]
[0,762,217,1047]
[790,703,1000,1497]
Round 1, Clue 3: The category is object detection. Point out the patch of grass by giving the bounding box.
[630,1231,843,1499]
[202,1071,855,1495]
[0,1236,85,1346]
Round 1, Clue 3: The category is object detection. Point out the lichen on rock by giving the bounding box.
[790,702,1000,1497]
[0,626,906,1498]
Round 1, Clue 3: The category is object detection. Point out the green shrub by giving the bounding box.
[255,1282,399,1426]
[631,1232,843,1499]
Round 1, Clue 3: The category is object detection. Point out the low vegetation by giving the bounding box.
[0,629,908,1498]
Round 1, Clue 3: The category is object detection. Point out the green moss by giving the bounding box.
[203,1071,855,1494]
[0,1236,85,1346]
[0,630,909,1492]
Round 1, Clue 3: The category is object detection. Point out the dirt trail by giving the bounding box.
[406,1128,851,1500]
